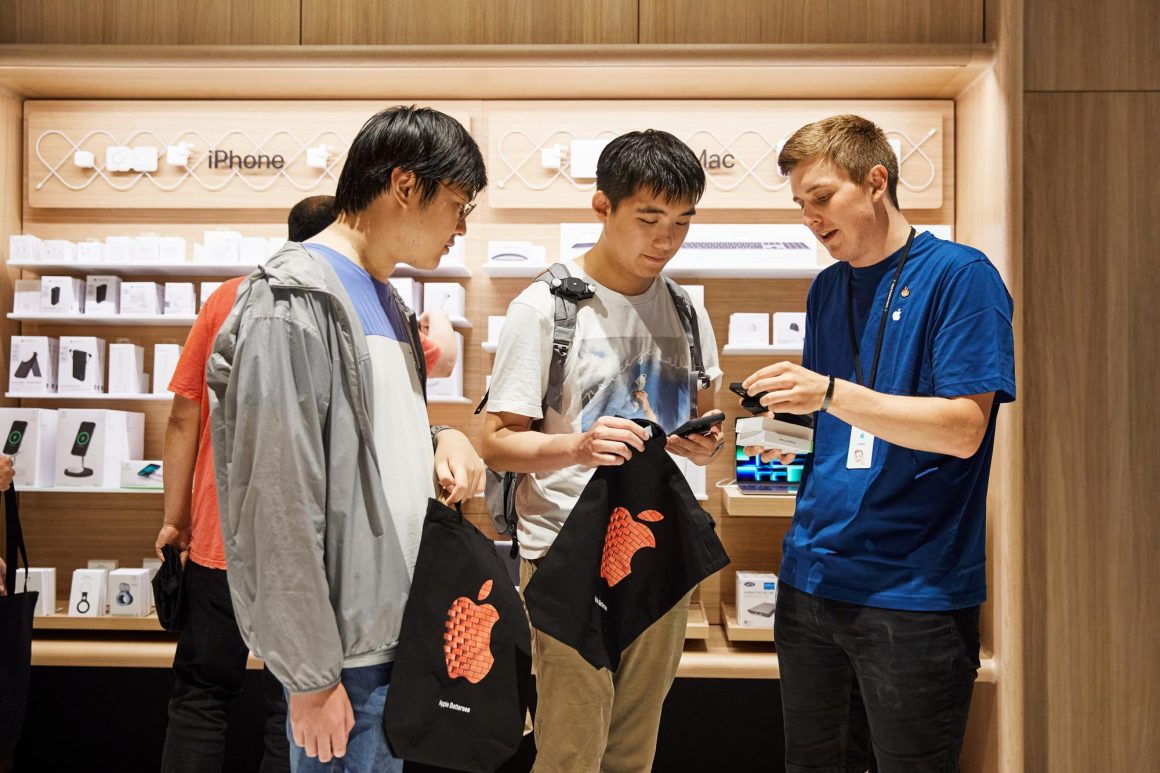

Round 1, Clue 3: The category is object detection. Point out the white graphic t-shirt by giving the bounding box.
[487,260,722,559]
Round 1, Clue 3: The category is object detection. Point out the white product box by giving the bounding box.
[121,459,163,489]
[423,283,466,318]
[87,559,119,570]
[735,415,814,455]
[680,284,705,308]
[54,409,145,488]
[728,313,770,346]
[108,568,152,616]
[42,240,76,263]
[143,557,162,608]
[388,278,423,312]
[240,237,271,264]
[41,276,86,314]
[199,282,224,307]
[9,336,59,394]
[133,235,162,264]
[772,312,807,346]
[159,236,188,263]
[0,408,60,487]
[164,283,197,316]
[736,571,778,628]
[14,280,42,314]
[486,240,546,265]
[121,282,164,315]
[85,276,122,315]
[104,236,134,263]
[9,235,43,262]
[107,344,146,395]
[76,241,105,263]
[203,230,243,263]
[68,568,107,617]
[487,316,506,345]
[153,344,182,394]
[426,333,464,398]
[58,337,106,394]
[13,568,57,616]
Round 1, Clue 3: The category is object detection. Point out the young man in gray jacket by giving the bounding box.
[208,106,487,772]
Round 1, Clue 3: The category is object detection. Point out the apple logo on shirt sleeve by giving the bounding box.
[444,579,500,684]
[601,507,665,587]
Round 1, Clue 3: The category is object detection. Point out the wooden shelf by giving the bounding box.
[722,485,796,517]
[481,342,498,353]
[9,259,258,277]
[428,395,473,404]
[722,344,804,356]
[449,315,473,329]
[685,600,710,640]
[721,602,775,643]
[6,392,172,402]
[35,608,162,631]
[9,312,197,326]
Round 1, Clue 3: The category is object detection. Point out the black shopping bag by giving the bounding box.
[384,499,532,773]
[524,420,730,671]
[152,543,185,632]
[0,487,39,757]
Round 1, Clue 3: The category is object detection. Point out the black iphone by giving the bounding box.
[671,412,726,438]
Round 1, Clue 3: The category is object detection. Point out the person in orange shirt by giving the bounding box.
[154,196,454,772]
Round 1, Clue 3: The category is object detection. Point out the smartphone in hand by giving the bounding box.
[671,412,726,438]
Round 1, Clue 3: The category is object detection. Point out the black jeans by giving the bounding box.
[161,561,290,773]
[775,583,980,773]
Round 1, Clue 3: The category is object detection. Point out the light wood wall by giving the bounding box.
[1,0,983,45]
[0,0,300,45]
[1022,0,1160,767]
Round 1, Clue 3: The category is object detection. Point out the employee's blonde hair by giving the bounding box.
[777,114,900,209]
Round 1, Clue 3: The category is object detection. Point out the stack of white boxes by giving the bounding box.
[54,409,145,488]
[0,408,59,486]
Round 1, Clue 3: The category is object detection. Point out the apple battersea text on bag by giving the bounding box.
[384,498,532,773]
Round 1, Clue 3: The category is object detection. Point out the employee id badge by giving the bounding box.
[847,426,874,469]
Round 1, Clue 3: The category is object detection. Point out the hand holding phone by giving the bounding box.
[671,411,726,438]
[730,381,770,415]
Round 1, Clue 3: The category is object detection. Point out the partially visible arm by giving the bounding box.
[155,395,200,560]
[742,361,994,459]
[481,411,649,474]
[419,309,456,378]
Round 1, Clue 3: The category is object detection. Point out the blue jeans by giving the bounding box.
[286,662,403,773]
[775,583,980,773]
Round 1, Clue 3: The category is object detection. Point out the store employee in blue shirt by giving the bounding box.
[741,114,1015,772]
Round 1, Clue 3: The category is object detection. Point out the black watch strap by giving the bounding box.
[820,376,836,413]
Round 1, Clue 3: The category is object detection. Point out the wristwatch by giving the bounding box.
[820,376,836,413]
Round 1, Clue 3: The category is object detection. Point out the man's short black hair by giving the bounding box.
[287,195,336,242]
[334,105,486,216]
[596,130,705,210]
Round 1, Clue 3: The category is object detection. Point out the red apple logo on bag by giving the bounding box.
[601,507,665,587]
[444,579,500,684]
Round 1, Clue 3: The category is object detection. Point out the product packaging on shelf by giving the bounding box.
[9,336,59,394]
[152,344,182,394]
[735,571,778,628]
[85,276,122,315]
[14,567,57,616]
[58,337,107,394]
[41,276,86,314]
[0,407,60,486]
[68,568,108,617]
[54,409,145,488]
[107,344,147,395]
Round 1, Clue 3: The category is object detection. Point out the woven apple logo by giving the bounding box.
[601,507,665,587]
[444,579,500,684]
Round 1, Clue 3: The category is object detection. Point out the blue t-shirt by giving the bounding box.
[780,231,1016,611]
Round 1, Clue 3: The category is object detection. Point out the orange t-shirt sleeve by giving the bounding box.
[421,331,441,373]
[169,306,212,402]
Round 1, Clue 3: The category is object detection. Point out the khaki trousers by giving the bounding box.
[520,558,689,773]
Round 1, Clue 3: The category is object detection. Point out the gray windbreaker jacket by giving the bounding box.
[206,244,424,694]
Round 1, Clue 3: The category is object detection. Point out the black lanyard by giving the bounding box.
[846,227,916,390]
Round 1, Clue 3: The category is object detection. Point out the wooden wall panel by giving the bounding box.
[1025,0,1159,91]
[0,0,300,45]
[301,0,637,45]
[1,93,23,413]
[640,0,982,44]
[1024,91,1160,771]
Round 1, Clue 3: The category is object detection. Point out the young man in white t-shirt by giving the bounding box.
[482,130,723,773]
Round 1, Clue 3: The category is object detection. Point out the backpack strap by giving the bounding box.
[538,263,596,415]
[661,276,709,420]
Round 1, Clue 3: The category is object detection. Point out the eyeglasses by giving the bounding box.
[438,181,477,222]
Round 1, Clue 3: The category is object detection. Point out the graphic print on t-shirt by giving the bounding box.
[577,339,691,433]
[600,507,665,587]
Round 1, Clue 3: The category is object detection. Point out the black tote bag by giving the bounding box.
[524,420,730,671]
[0,487,38,758]
[384,499,532,773]
[152,543,186,632]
